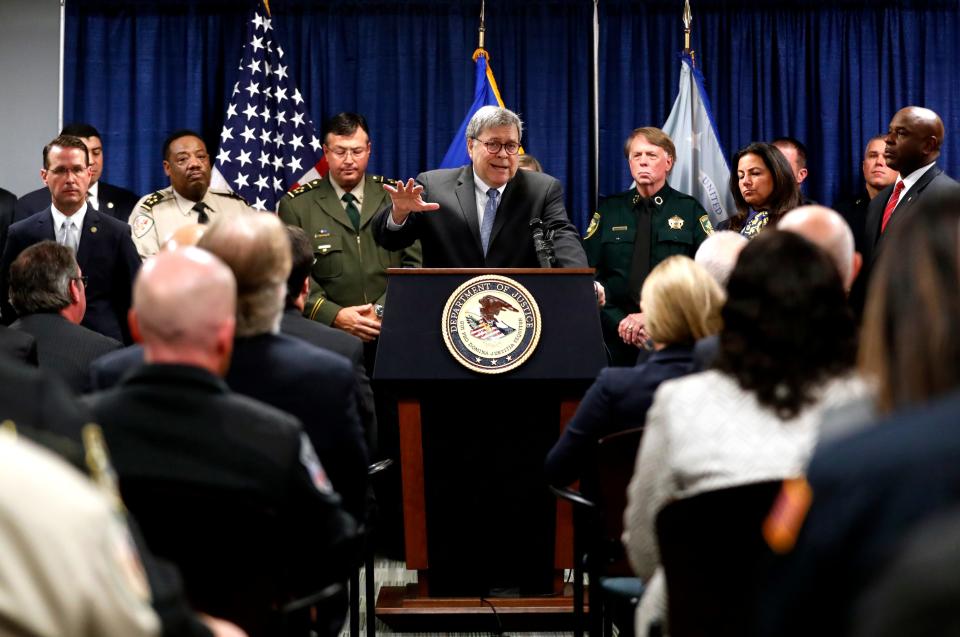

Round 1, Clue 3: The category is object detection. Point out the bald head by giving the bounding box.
[694,231,748,288]
[162,223,206,251]
[197,212,291,336]
[884,106,945,175]
[132,247,236,373]
[780,205,861,292]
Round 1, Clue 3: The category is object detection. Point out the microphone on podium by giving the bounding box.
[530,218,556,268]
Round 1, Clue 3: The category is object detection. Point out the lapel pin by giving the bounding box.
[107,202,114,209]
[90,226,98,233]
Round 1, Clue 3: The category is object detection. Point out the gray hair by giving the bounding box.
[694,231,748,288]
[9,241,76,314]
[465,106,523,142]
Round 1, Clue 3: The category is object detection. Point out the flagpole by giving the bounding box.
[262,0,271,17]
[682,0,695,68]
[474,0,488,62]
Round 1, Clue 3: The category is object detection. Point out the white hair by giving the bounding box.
[694,231,749,288]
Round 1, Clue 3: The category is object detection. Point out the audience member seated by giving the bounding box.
[727,142,802,238]
[83,247,356,636]
[544,255,724,489]
[623,230,865,636]
[693,230,747,288]
[755,196,960,637]
[779,205,862,294]
[1,134,141,343]
[283,225,378,455]
[8,241,121,393]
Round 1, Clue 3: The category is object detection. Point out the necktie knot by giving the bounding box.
[342,193,356,203]
[192,201,210,224]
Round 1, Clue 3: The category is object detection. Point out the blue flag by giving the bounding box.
[440,50,508,169]
[663,53,735,226]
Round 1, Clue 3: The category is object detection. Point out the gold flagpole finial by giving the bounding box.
[262,0,271,17]
[682,0,695,67]
[478,0,486,50]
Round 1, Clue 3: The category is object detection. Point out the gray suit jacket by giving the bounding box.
[373,166,587,268]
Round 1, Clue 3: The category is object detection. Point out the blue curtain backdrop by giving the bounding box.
[65,0,960,231]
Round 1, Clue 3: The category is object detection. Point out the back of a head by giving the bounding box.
[9,241,76,316]
[285,225,313,306]
[779,205,857,291]
[716,230,856,418]
[694,231,749,288]
[860,192,960,414]
[134,247,236,357]
[641,256,725,346]
[197,213,291,336]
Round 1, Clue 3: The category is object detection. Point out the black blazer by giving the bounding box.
[0,323,37,365]
[863,164,960,266]
[11,313,121,394]
[373,165,587,268]
[1,207,141,343]
[14,180,140,224]
[0,187,15,257]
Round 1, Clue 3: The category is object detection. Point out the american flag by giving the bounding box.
[211,2,327,212]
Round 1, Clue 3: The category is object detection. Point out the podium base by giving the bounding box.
[375,582,589,633]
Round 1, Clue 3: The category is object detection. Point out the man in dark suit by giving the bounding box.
[85,247,356,635]
[0,135,141,343]
[8,241,121,393]
[13,123,139,224]
[758,389,960,637]
[284,225,378,455]
[863,107,960,264]
[373,106,588,269]
[198,213,370,521]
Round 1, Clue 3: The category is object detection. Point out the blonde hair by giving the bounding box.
[641,255,725,345]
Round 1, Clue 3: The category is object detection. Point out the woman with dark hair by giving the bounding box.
[623,230,865,634]
[728,142,802,238]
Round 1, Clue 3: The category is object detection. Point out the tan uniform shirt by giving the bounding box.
[0,435,160,637]
[129,186,253,258]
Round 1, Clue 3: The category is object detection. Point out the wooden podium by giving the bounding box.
[373,268,605,632]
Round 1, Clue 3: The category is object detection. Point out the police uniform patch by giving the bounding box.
[299,432,333,493]
[286,179,323,199]
[441,275,541,374]
[370,175,399,187]
[668,215,684,230]
[139,190,166,211]
[699,214,714,236]
[584,212,601,240]
[132,214,154,239]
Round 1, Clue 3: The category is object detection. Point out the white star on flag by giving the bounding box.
[211,2,328,212]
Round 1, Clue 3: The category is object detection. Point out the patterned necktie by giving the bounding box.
[192,201,210,224]
[342,192,361,231]
[480,188,499,255]
[880,180,905,233]
[61,219,79,254]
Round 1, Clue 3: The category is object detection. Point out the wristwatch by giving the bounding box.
[374,304,384,319]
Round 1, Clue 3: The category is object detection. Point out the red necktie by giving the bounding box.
[881,180,905,233]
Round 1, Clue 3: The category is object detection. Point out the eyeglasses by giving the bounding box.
[73,275,88,287]
[324,146,368,160]
[472,138,521,155]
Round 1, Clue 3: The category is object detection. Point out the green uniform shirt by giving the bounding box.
[584,183,713,333]
[278,174,422,325]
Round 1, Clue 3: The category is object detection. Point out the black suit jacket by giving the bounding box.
[83,363,357,633]
[0,207,141,343]
[0,324,37,365]
[0,187,15,257]
[281,307,378,454]
[373,166,587,268]
[14,180,139,224]
[87,333,370,520]
[759,389,960,636]
[11,313,121,394]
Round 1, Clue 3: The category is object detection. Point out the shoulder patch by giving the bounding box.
[285,179,323,199]
[370,175,399,187]
[584,212,601,240]
[699,214,714,236]
[138,190,167,211]
[299,433,333,494]
[131,213,154,239]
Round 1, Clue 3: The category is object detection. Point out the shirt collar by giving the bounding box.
[50,202,88,233]
[473,170,507,199]
[172,186,209,215]
[330,174,366,206]
[897,161,937,194]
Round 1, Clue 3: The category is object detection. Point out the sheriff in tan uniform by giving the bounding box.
[129,129,253,259]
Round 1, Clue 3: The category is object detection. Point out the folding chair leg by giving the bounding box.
[364,549,376,637]
[349,569,360,637]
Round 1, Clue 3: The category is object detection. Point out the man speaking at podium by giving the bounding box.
[373,106,588,269]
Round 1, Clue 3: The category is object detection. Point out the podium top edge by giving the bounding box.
[385,267,596,275]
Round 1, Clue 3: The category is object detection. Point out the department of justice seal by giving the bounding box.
[441,275,542,374]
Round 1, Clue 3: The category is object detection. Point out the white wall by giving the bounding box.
[0,0,61,197]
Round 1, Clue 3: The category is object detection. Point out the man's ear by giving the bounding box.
[128,308,143,344]
[162,160,172,178]
[300,277,310,299]
[849,251,864,291]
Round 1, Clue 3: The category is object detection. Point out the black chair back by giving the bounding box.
[595,427,644,577]
[655,480,783,637]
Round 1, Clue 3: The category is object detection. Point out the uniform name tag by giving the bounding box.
[611,225,629,232]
